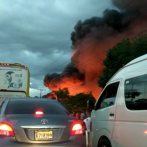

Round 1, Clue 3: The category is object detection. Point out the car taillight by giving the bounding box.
[71,123,83,135]
[35,111,44,115]
[0,122,14,136]
[1,63,9,66]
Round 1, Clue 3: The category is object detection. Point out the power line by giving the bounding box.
[44,27,147,92]
[31,3,115,76]
[36,28,147,100]
[33,5,147,78]
[32,0,136,77]
[35,6,147,97]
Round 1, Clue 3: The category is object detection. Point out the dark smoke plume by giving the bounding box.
[44,62,85,91]
[71,9,128,45]
[71,0,147,45]
[42,91,57,99]
[44,0,147,99]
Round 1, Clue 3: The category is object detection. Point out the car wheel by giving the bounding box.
[99,138,112,147]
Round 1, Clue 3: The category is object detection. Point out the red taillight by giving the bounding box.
[0,63,9,66]
[35,111,44,115]
[71,123,83,135]
[0,123,14,136]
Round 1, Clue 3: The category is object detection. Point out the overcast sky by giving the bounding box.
[0,0,114,97]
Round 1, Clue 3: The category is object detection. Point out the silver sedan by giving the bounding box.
[0,98,85,147]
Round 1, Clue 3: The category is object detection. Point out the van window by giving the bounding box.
[95,82,119,110]
[125,74,147,110]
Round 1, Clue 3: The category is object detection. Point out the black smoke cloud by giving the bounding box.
[71,9,128,45]
[44,0,147,98]
[71,0,147,45]
[44,62,85,91]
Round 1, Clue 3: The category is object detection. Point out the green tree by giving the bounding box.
[98,34,147,88]
[64,88,70,98]
[64,92,96,112]
[131,34,147,58]
[55,88,70,103]
[52,97,56,100]
[55,88,64,100]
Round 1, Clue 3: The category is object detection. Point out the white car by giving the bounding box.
[91,54,147,147]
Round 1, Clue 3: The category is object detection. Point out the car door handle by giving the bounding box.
[109,113,114,116]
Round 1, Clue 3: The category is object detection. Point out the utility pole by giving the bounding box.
[37,86,46,98]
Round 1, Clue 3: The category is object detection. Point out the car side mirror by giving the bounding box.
[87,99,95,110]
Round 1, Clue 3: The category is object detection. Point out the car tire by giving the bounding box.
[99,138,112,147]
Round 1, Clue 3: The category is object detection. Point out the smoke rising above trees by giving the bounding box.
[44,0,147,99]
[98,34,147,88]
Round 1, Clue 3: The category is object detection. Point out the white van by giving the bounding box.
[91,54,147,147]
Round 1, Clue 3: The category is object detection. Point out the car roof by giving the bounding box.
[7,97,57,102]
[125,54,147,66]
[106,54,147,85]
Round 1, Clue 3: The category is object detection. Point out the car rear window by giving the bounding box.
[5,100,69,115]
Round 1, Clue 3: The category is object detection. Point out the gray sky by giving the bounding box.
[0,0,113,96]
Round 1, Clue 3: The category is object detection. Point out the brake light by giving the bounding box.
[0,123,14,136]
[35,111,44,115]
[0,63,9,66]
[71,123,82,135]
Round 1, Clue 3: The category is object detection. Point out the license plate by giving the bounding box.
[35,130,53,140]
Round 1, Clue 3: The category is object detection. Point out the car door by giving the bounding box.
[91,81,120,147]
[113,73,147,147]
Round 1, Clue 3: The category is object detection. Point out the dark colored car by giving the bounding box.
[0,98,85,147]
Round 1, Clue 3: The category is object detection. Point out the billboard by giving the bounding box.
[0,66,27,91]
